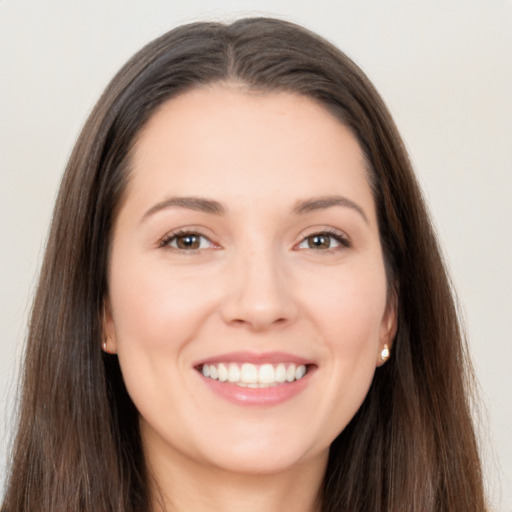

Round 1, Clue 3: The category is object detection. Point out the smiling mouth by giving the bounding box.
[197,362,312,388]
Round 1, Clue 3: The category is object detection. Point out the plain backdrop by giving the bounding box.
[1,0,511,509]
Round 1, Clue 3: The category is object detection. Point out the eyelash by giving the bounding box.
[159,230,216,251]
[159,228,351,252]
[295,229,351,251]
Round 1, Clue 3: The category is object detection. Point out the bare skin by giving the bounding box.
[146,434,325,512]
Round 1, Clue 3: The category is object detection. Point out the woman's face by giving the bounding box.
[105,85,396,476]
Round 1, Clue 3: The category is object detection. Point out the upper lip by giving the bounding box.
[193,351,314,367]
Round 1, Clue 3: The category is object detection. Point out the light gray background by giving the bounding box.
[1,0,511,509]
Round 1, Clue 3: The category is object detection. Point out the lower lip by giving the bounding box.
[198,371,313,406]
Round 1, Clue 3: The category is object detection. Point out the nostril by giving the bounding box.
[219,278,299,330]
[228,315,290,331]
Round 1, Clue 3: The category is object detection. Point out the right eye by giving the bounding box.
[160,231,215,251]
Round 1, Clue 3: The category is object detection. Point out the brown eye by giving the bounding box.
[176,234,201,249]
[163,232,214,250]
[297,231,348,251]
[307,234,332,249]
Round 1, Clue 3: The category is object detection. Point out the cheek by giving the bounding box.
[108,253,218,355]
[305,259,389,349]
[107,256,212,418]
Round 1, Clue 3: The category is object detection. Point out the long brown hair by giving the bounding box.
[2,18,486,511]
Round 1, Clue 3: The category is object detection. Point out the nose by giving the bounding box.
[220,246,299,332]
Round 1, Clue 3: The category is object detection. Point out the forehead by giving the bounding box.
[124,85,375,220]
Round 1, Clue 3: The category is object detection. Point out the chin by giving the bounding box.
[206,445,324,476]
[189,423,330,476]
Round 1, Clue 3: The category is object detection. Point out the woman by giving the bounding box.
[2,17,486,512]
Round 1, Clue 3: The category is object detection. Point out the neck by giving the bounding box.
[146,440,326,512]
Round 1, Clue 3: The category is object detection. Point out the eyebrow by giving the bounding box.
[141,194,368,224]
[292,195,368,223]
[141,196,225,222]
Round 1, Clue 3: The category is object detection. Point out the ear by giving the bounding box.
[102,297,118,354]
[376,291,398,367]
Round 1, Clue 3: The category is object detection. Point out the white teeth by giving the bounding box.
[227,363,240,382]
[209,365,218,380]
[286,364,296,382]
[200,362,308,386]
[240,363,258,384]
[217,363,228,382]
[295,365,306,380]
[258,364,275,383]
[275,363,286,383]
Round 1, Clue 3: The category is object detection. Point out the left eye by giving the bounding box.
[297,232,346,250]
[163,232,214,250]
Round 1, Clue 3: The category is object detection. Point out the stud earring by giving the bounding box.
[380,344,390,363]
[102,335,112,353]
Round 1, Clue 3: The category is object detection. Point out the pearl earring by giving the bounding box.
[102,335,113,353]
[381,344,390,363]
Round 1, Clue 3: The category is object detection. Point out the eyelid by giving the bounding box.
[294,227,351,250]
[158,228,220,251]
